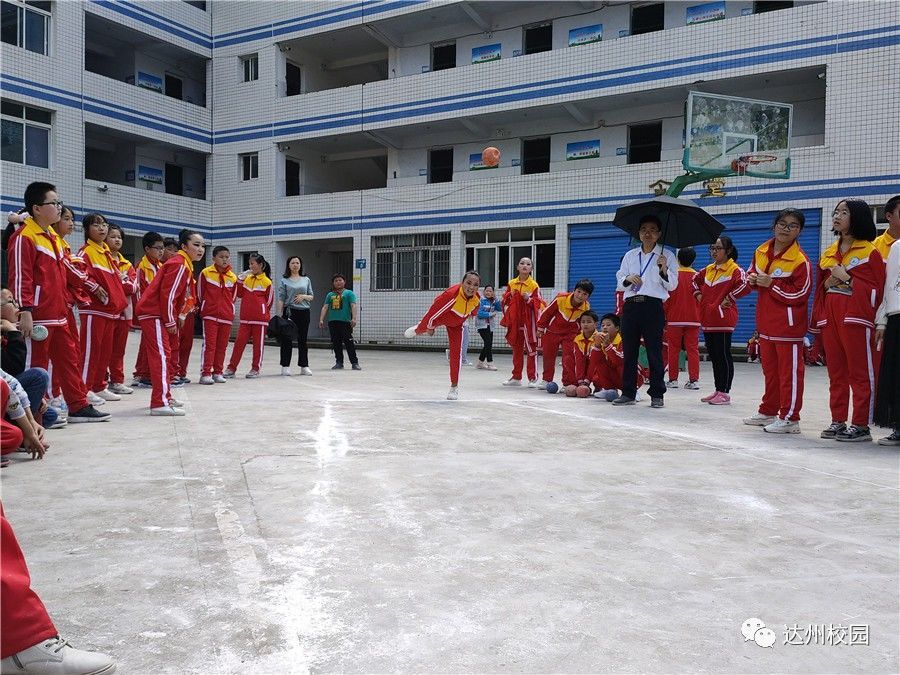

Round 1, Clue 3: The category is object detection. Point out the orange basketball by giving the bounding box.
[482,146,500,167]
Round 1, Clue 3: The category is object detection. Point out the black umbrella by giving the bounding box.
[612,195,724,248]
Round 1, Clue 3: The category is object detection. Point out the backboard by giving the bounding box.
[684,91,792,179]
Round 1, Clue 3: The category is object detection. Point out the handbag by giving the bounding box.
[267,310,298,340]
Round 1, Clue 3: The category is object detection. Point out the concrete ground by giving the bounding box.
[2,338,898,674]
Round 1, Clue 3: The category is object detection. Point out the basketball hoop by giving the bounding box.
[730,153,778,175]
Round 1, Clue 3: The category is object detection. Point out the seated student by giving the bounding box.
[1,375,46,460]
[746,330,761,363]
[589,313,646,401]
[572,311,599,389]
[664,246,701,389]
[536,278,593,388]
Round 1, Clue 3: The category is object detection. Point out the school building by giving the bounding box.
[2,0,898,343]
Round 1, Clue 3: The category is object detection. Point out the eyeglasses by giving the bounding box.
[38,200,63,208]
[774,221,801,230]
[832,209,850,217]
[150,245,165,251]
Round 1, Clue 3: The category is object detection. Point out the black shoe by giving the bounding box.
[351,364,362,371]
[835,425,872,442]
[877,430,900,446]
[331,363,344,370]
[68,405,111,423]
[650,396,664,408]
[179,376,191,384]
[170,378,186,388]
[611,395,635,406]
[820,422,847,439]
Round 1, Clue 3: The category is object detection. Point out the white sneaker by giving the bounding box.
[536,380,550,390]
[743,412,776,426]
[150,405,185,416]
[527,379,539,388]
[199,375,214,385]
[245,370,260,379]
[95,388,121,402]
[300,367,312,376]
[593,388,615,400]
[168,398,184,408]
[86,391,106,406]
[223,369,236,379]
[281,367,292,376]
[446,386,459,401]
[502,378,522,387]
[108,382,133,395]
[764,418,800,434]
[404,325,418,338]
[212,374,227,383]
[666,380,679,389]
[0,635,116,675]
[476,360,487,370]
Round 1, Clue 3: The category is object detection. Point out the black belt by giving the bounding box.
[625,295,662,304]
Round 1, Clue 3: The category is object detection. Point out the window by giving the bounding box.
[1,100,50,168]
[521,137,551,175]
[241,54,258,82]
[165,163,183,196]
[631,3,665,36]
[431,42,456,71]
[523,23,552,55]
[428,148,453,183]
[754,1,793,13]
[372,233,451,291]
[183,0,206,9]
[165,74,183,101]
[464,227,555,288]
[628,121,662,164]
[240,153,258,181]
[1,0,50,55]
[285,158,300,196]
[285,61,302,96]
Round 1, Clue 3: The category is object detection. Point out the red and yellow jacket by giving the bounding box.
[113,252,138,320]
[873,230,896,260]
[500,276,545,355]
[236,273,274,325]
[136,255,162,293]
[135,250,196,328]
[197,264,238,324]
[538,292,590,337]
[812,239,885,330]
[572,330,596,384]
[588,332,647,388]
[664,267,700,327]
[78,239,128,318]
[415,283,480,332]
[7,217,71,326]
[692,260,745,332]
[739,239,812,342]
[54,231,99,308]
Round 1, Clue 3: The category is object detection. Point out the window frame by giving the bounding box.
[428,147,454,184]
[463,227,556,289]
[239,152,259,181]
[371,232,452,292]
[1,99,51,168]
[627,121,663,165]
[241,53,259,83]
[523,22,553,56]
[630,2,665,37]
[1,0,50,55]
[431,41,456,72]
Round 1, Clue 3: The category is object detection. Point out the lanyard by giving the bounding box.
[638,250,657,277]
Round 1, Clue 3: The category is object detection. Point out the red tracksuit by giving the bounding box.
[500,276,545,382]
[108,253,138,386]
[133,255,161,381]
[588,332,646,391]
[228,273,273,373]
[538,292,590,385]
[78,240,128,393]
[693,260,745,333]
[174,307,196,379]
[135,251,196,409]
[747,337,760,363]
[7,218,89,412]
[413,283,480,385]
[812,239,885,426]
[741,239,812,421]
[1,504,57,659]
[198,264,238,377]
[572,331,595,386]
[664,266,701,382]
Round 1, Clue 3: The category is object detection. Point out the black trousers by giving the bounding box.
[328,320,358,365]
[705,331,734,393]
[478,328,495,362]
[279,308,310,367]
[621,297,666,399]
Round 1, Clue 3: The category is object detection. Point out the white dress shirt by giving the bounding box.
[615,244,679,301]
[875,241,900,327]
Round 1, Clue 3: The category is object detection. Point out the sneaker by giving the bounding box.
[820,422,847,439]
[212,374,227,383]
[708,392,731,405]
[68,405,110,423]
[331,363,344,370]
[86,391,106,406]
[245,370,260,379]
[199,375,214,385]
[223,369,236,379]
[485,363,498,371]
[300,367,313,376]
[404,325,419,338]
[764,418,800,434]
[650,396,664,408]
[536,380,550,390]
[835,425,872,443]
[169,378,185,388]
[461,360,473,367]
[743,412,776,426]
[179,376,192,384]
[0,635,116,675]
[108,382,133,395]
[684,380,700,390]
[593,388,616,401]
[666,380,679,389]
[150,405,185,416]
[446,386,459,401]
[95,388,121,402]
[502,378,522,387]
[611,395,635,406]
[476,360,487,370]
[351,364,362,371]
[527,379,539,388]
[168,398,184,408]
[877,430,900,446]
[281,367,292,377]
[137,378,152,388]
[48,418,68,429]
[700,391,718,403]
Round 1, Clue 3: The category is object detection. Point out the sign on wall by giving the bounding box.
[138,165,163,184]
[136,71,163,92]
[568,24,603,47]
[686,1,726,25]
[565,140,600,161]
[471,44,501,64]
[469,153,498,170]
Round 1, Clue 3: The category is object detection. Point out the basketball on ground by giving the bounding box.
[564,385,577,397]
[482,146,500,167]
[576,385,591,398]
[546,382,559,394]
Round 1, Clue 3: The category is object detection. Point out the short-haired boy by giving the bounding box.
[664,247,701,389]
[572,311,598,389]
[536,278,593,387]
[589,313,646,400]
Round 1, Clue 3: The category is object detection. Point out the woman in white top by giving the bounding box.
[277,256,314,376]
[874,197,900,445]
